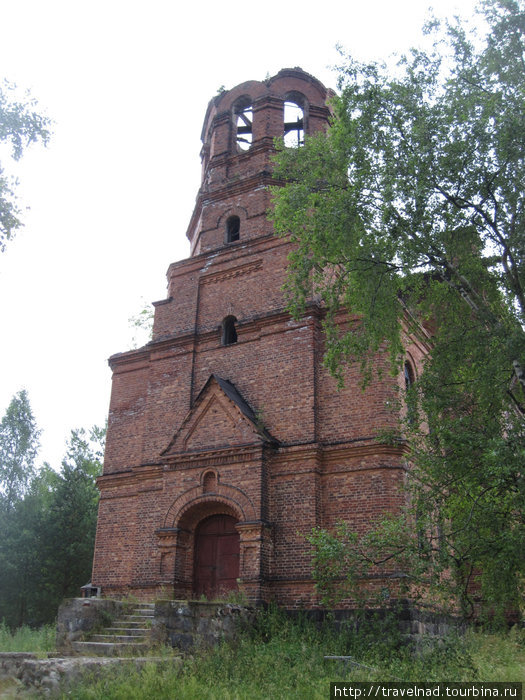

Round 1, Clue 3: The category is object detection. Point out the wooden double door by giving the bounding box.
[193,515,240,598]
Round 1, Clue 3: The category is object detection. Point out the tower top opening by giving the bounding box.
[186,68,334,256]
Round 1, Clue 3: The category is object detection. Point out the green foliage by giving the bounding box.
[0,392,104,628]
[0,389,41,511]
[271,0,525,620]
[128,300,154,349]
[41,426,104,603]
[307,519,419,610]
[0,390,43,627]
[58,609,524,698]
[0,80,50,250]
[0,621,55,652]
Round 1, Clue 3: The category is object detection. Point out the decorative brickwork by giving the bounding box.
[91,68,430,607]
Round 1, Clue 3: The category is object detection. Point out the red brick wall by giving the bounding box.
[92,68,428,608]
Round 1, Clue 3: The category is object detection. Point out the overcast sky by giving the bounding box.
[0,0,481,467]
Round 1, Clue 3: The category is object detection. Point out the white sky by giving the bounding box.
[0,0,480,467]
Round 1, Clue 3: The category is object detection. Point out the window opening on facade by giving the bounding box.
[226,215,240,243]
[404,361,414,392]
[235,103,253,151]
[284,101,304,147]
[202,471,217,493]
[404,360,415,424]
[222,316,238,345]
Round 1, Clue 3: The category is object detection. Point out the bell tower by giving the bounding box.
[185,68,332,256]
[92,68,421,608]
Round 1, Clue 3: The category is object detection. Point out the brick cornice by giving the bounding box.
[187,165,275,241]
[272,437,407,461]
[167,233,290,281]
[200,258,262,285]
[108,347,150,372]
[97,463,163,491]
[321,439,409,464]
[162,443,264,470]
[143,306,317,359]
[109,332,195,372]
[199,171,274,203]
[98,439,408,493]
[269,438,409,477]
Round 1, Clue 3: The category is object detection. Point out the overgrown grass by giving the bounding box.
[59,607,525,699]
[468,625,525,681]
[0,621,56,653]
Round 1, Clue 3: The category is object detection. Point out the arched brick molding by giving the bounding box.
[163,480,256,528]
[157,496,244,600]
[217,206,248,230]
[157,479,264,601]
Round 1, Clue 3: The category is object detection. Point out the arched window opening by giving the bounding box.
[284,101,304,147]
[222,316,238,345]
[235,103,253,151]
[226,215,240,243]
[404,361,415,392]
[404,360,416,424]
[202,471,217,493]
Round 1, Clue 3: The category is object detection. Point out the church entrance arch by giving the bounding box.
[193,514,240,598]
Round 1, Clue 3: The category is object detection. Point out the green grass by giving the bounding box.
[0,611,522,698]
[467,626,525,681]
[0,620,55,653]
[57,608,525,699]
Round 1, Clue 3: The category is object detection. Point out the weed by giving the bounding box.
[120,593,141,614]
[0,620,55,652]
[55,609,525,699]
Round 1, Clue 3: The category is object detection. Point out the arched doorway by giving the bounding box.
[193,514,240,598]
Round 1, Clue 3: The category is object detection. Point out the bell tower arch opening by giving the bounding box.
[284,97,305,147]
[234,97,253,152]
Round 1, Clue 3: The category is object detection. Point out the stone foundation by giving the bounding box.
[153,600,254,652]
[56,597,122,654]
[56,597,254,654]
[0,653,175,696]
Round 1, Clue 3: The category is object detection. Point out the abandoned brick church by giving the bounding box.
[91,68,428,607]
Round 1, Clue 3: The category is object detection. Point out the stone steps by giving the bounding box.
[104,627,148,636]
[72,603,154,657]
[111,620,150,628]
[71,641,149,656]
[90,634,148,643]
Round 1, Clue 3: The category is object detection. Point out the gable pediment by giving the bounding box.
[161,375,275,458]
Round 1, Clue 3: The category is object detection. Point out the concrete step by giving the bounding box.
[112,619,150,626]
[72,641,148,657]
[105,627,148,636]
[135,603,154,608]
[72,603,157,657]
[90,634,148,643]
